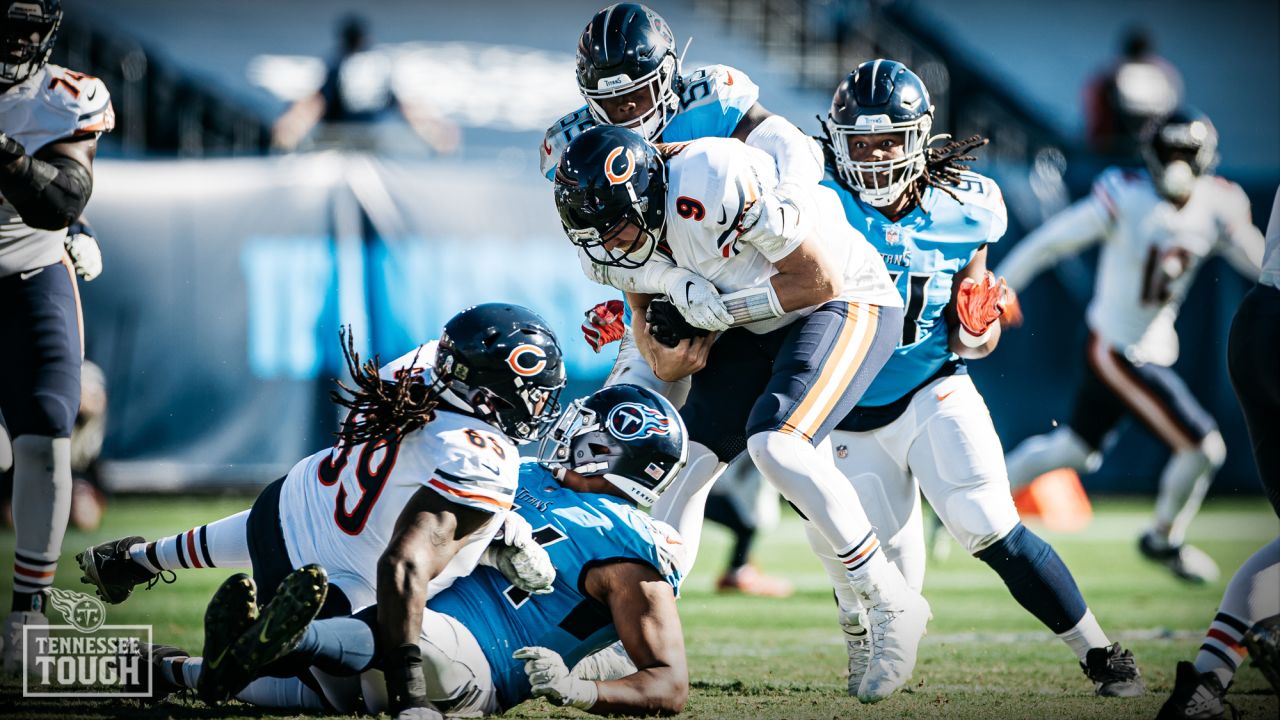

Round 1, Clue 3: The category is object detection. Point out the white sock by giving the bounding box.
[129,510,252,572]
[1195,536,1280,686]
[1154,435,1223,546]
[12,436,72,599]
[801,520,863,615]
[1004,427,1098,491]
[1054,609,1110,662]
[649,441,726,576]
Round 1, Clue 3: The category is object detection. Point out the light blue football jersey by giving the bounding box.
[428,462,684,710]
[822,170,1008,407]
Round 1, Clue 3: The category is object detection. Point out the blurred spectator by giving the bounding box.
[271,14,459,154]
[1084,26,1182,160]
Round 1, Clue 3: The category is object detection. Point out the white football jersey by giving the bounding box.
[656,137,900,332]
[1000,168,1263,366]
[278,341,520,611]
[0,64,114,276]
[1260,186,1280,291]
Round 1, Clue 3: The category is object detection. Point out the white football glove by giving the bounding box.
[481,513,555,595]
[395,707,443,720]
[64,231,102,282]
[662,267,733,332]
[514,646,598,710]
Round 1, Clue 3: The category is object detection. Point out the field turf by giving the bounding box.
[1,494,1277,719]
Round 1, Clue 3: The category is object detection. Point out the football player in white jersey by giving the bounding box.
[814,59,1143,699]
[77,304,568,710]
[556,2,817,599]
[997,110,1265,584]
[0,0,115,673]
[555,124,935,702]
[1158,186,1280,719]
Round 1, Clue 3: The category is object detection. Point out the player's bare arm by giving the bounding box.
[378,485,493,711]
[582,560,688,715]
[946,245,1003,359]
[0,131,97,231]
[628,291,713,383]
[730,102,773,141]
[770,236,843,310]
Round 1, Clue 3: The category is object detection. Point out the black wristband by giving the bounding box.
[385,642,429,712]
[0,132,26,167]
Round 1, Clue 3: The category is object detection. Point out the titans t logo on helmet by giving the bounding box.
[607,402,671,441]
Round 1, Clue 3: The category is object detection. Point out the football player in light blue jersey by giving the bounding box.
[810,60,1145,699]
[552,2,811,597]
[145,385,691,719]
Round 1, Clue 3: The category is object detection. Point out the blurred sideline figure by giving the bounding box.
[564,1,814,597]
[1157,186,1280,718]
[271,14,459,155]
[1084,26,1182,160]
[0,0,114,674]
[998,110,1264,585]
[817,59,1142,698]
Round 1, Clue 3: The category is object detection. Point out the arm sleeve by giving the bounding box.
[1215,182,1264,280]
[576,246,684,295]
[996,192,1110,292]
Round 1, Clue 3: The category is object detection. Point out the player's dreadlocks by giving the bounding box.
[329,326,440,445]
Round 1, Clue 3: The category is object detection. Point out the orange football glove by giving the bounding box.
[1000,285,1024,328]
[955,271,1009,342]
[581,299,626,353]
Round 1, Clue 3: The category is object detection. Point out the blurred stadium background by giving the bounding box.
[49,0,1278,499]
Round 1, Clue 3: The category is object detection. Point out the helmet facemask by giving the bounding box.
[1143,118,1217,203]
[827,112,933,207]
[581,54,679,142]
[0,3,61,87]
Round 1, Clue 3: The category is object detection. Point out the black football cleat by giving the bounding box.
[126,643,190,703]
[77,535,172,604]
[1138,532,1219,584]
[1082,642,1146,697]
[198,565,327,705]
[1156,661,1237,720]
[196,573,259,705]
[1243,614,1280,697]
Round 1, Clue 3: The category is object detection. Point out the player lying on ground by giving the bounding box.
[78,303,567,706]
[140,384,692,718]
[554,122,933,703]
[0,0,116,673]
[1158,185,1280,720]
[553,3,823,597]
[809,59,1143,698]
[996,109,1265,584]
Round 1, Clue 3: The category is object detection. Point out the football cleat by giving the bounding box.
[1243,615,1280,697]
[199,565,327,705]
[1139,532,1220,584]
[840,610,871,697]
[77,535,172,604]
[127,643,190,703]
[1156,661,1236,719]
[715,565,794,598]
[1082,642,1146,697]
[856,590,931,703]
[196,573,259,704]
[2,609,46,676]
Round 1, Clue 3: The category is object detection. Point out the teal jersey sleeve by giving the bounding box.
[428,462,684,710]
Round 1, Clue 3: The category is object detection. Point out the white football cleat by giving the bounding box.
[3,610,48,676]
[856,590,931,703]
[841,609,871,697]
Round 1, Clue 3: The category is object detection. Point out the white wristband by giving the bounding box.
[721,285,785,326]
[959,324,995,348]
[571,679,599,710]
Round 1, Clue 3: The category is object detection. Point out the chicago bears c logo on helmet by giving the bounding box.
[506,344,548,377]
[606,402,671,441]
[604,146,636,186]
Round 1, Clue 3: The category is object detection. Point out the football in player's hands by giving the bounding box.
[646,298,709,348]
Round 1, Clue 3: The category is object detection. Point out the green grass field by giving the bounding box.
[2,495,1277,719]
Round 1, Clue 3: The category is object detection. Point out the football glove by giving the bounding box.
[514,646,598,710]
[385,643,431,714]
[64,228,102,282]
[481,512,555,595]
[646,298,709,348]
[581,299,626,353]
[662,269,733,331]
[1000,285,1024,328]
[396,708,443,720]
[955,271,1009,346]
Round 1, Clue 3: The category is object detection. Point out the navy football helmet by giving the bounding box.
[826,59,934,207]
[554,124,667,268]
[0,0,61,86]
[1143,108,1217,202]
[539,383,687,507]
[576,2,681,141]
[434,303,566,444]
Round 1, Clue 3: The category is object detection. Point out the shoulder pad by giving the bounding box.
[673,64,759,130]
[540,106,596,179]
[1090,166,1148,220]
[378,342,436,380]
[429,427,520,512]
[667,139,761,254]
[935,171,1008,243]
[42,65,114,136]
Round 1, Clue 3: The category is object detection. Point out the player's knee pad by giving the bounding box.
[937,477,1021,555]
